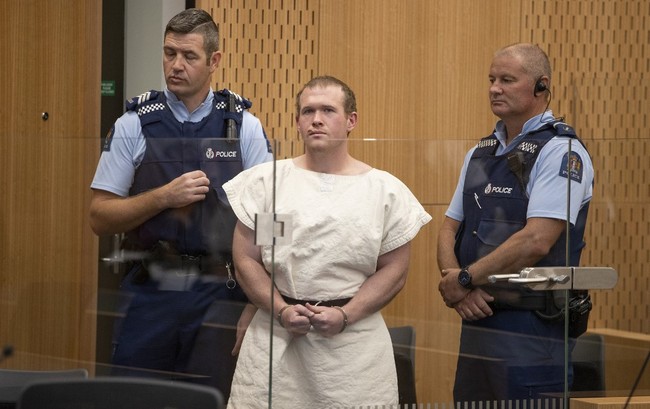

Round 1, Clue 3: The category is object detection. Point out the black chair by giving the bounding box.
[17,376,224,409]
[0,368,88,409]
[388,326,417,406]
[571,332,606,392]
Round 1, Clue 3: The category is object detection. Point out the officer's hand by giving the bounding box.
[163,170,210,208]
[439,269,469,306]
[453,288,494,321]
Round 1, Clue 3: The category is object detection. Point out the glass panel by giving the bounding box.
[566,75,650,408]
[257,131,645,408]
[0,126,647,408]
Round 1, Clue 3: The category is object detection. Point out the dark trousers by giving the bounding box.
[111,265,247,401]
[454,310,574,405]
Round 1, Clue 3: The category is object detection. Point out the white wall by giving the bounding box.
[124,0,185,98]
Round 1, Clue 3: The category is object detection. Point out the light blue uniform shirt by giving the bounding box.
[445,111,594,225]
[91,88,273,197]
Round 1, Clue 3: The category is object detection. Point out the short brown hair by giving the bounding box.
[165,8,219,59]
[295,76,357,116]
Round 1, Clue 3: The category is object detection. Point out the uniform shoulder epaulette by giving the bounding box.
[125,90,162,113]
[476,135,499,149]
[553,121,576,137]
[216,89,252,110]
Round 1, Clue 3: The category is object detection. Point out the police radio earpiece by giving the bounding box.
[534,78,547,96]
[534,77,554,125]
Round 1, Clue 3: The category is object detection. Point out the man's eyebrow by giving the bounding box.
[163,45,198,53]
[301,103,337,112]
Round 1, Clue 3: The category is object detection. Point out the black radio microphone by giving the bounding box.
[226,93,237,143]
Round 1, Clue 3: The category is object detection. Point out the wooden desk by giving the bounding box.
[590,328,650,392]
[571,396,650,409]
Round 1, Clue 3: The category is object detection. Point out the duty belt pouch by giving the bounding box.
[568,291,592,338]
[536,290,592,338]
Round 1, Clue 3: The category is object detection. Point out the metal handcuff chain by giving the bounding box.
[225,261,237,289]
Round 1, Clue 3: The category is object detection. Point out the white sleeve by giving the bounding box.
[223,162,275,230]
[380,173,432,254]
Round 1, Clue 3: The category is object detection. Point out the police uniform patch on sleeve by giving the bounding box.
[559,151,584,183]
[102,125,115,152]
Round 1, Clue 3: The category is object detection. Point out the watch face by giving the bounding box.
[459,269,472,288]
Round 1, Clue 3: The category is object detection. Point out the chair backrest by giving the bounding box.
[388,326,417,406]
[571,332,606,392]
[0,368,88,407]
[16,376,224,409]
[388,325,416,366]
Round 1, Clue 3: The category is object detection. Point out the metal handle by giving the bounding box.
[487,274,520,283]
[487,266,618,291]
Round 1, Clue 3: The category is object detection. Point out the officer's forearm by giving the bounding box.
[89,188,168,236]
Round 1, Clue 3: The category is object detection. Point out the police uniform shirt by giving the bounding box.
[91,88,273,197]
[445,111,594,226]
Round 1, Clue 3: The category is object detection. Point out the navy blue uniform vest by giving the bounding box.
[456,122,590,273]
[126,90,250,257]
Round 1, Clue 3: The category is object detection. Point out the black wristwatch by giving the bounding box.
[458,268,474,289]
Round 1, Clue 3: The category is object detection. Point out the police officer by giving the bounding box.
[89,8,272,400]
[437,43,594,403]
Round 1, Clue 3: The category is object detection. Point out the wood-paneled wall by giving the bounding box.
[0,0,101,370]
[197,0,650,403]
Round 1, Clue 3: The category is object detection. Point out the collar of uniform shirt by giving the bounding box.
[493,110,555,155]
[164,87,215,122]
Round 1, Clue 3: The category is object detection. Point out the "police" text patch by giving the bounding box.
[559,152,583,183]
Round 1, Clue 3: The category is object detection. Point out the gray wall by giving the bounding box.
[124,0,185,98]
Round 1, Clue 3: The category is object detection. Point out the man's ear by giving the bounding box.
[209,51,222,72]
[346,112,358,132]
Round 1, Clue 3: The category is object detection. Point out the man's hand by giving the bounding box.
[439,268,470,306]
[452,288,494,321]
[162,170,211,208]
[278,304,314,336]
[305,303,347,337]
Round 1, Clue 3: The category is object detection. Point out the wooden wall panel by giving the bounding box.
[317,0,520,147]
[0,0,100,369]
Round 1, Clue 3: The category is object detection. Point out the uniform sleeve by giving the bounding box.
[240,111,273,169]
[444,146,476,222]
[527,137,594,224]
[379,173,432,255]
[90,111,145,197]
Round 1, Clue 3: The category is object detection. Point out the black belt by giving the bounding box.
[282,295,351,307]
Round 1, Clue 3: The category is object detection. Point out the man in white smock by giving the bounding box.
[223,76,431,408]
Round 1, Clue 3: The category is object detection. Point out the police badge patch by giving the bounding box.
[559,151,583,183]
[102,125,115,152]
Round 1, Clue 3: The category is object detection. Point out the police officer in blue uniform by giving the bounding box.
[437,43,594,403]
[89,8,272,400]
